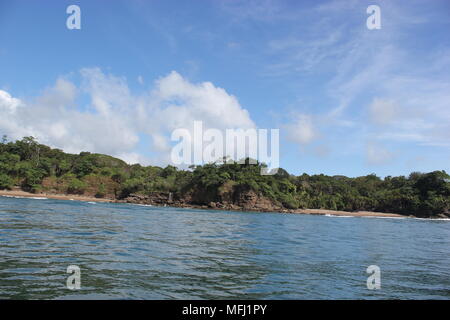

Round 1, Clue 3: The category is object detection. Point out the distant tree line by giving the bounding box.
[0,136,449,217]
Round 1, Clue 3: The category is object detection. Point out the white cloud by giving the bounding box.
[367,74,450,148]
[267,29,345,75]
[260,0,450,161]
[369,98,399,125]
[366,142,395,165]
[116,152,148,166]
[285,113,316,145]
[36,78,77,110]
[0,69,256,166]
[139,71,256,156]
[0,90,22,113]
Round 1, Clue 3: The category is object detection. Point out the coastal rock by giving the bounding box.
[122,188,283,213]
[234,190,280,211]
[123,192,174,205]
[208,202,217,208]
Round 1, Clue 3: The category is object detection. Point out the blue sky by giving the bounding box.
[0,0,449,177]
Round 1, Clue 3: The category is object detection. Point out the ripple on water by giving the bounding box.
[0,196,449,299]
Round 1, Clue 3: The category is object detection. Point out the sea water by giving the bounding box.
[0,196,449,299]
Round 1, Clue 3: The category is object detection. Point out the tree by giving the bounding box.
[0,136,448,217]
[415,171,450,198]
[67,178,87,195]
[0,174,13,190]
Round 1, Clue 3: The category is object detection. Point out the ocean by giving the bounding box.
[0,196,449,299]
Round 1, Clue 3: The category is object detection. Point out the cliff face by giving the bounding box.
[119,192,180,206]
[233,189,281,211]
[118,189,281,212]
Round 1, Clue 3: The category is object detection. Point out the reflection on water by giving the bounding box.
[0,196,449,299]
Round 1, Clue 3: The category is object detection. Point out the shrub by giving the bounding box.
[119,178,145,198]
[67,178,87,195]
[95,183,106,198]
[30,184,43,194]
[0,174,13,190]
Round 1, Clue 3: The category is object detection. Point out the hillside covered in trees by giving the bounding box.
[0,136,449,218]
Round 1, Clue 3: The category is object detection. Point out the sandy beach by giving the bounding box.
[291,208,404,218]
[0,189,113,203]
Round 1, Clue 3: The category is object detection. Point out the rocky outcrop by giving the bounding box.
[118,188,282,213]
[119,192,181,206]
[234,189,282,211]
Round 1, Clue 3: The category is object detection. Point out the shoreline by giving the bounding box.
[0,189,414,218]
[0,189,113,203]
[290,208,405,218]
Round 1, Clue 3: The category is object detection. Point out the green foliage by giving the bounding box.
[67,178,88,195]
[0,137,448,217]
[21,166,46,190]
[73,155,95,177]
[95,183,106,198]
[120,178,145,198]
[0,174,13,190]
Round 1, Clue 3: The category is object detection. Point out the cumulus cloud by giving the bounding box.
[36,78,77,109]
[0,78,139,158]
[148,71,254,129]
[0,90,22,113]
[140,71,256,164]
[0,90,27,137]
[0,69,256,166]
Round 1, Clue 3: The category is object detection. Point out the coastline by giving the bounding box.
[290,208,405,218]
[0,189,409,218]
[0,189,113,203]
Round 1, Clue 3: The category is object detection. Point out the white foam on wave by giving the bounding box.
[87,202,97,204]
[356,215,449,221]
[324,214,353,218]
[324,213,410,220]
[365,216,407,219]
[134,204,153,207]
[1,195,47,200]
[413,217,450,221]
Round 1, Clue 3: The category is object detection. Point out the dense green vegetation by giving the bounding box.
[0,136,449,217]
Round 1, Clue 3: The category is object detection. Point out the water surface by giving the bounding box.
[0,196,449,299]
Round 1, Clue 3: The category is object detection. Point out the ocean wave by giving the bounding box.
[413,217,450,221]
[1,195,47,200]
[365,216,407,219]
[324,214,353,218]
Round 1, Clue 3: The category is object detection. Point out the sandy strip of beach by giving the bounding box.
[0,189,113,203]
[291,208,404,218]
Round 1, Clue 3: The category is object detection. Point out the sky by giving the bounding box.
[0,0,449,177]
